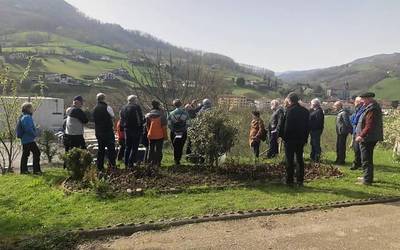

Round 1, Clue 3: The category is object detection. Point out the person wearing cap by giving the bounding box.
[92,93,116,171]
[333,101,352,165]
[279,92,310,187]
[350,96,365,170]
[64,96,88,153]
[168,99,190,165]
[355,92,383,185]
[120,95,144,169]
[309,98,325,162]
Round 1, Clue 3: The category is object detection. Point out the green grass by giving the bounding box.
[370,77,400,101]
[1,150,399,243]
[1,119,399,245]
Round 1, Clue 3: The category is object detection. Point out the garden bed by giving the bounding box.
[63,163,343,193]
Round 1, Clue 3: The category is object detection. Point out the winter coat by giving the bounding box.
[19,113,37,145]
[269,107,284,133]
[115,120,125,141]
[92,101,114,137]
[336,109,352,135]
[309,107,325,131]
[168,108,190,133]
[146,109,168,140]
[120,103,144,133]
[249,118,265,145]
[280,103,310,144]
[65,106,88,135]
[356,101,383,142]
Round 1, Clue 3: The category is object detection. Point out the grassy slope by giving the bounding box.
[370,77,400,101]
[1,118,399,242]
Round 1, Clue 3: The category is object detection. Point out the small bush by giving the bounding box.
[37,130,58,163]
[188,109,238,167]
[62,148,93,180]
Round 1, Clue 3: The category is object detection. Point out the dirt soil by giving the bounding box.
[79,201,400,250]
[66,163,342,192]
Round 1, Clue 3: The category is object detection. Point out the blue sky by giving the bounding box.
[65,0,400,72]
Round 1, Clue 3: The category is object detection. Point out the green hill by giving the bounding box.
[279,53,400,93]
[370,77,400,101]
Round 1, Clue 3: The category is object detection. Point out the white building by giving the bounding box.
[0,97,64,131]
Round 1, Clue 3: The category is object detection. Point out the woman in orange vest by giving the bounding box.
[145,100,168,167]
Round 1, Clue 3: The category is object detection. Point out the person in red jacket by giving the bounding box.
[115,116,125,162]
[145,100,168,168]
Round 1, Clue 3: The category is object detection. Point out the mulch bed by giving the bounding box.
[63,163,343,193]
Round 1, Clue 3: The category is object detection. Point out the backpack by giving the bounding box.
[16,116,24,139]
[172,113,186,132]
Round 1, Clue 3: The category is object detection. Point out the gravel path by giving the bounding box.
[80,201,400,250]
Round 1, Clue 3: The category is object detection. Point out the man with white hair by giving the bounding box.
[92,93,116,171]
[350,96,365,170]
[333,101,352,165]
[120,94,144,168]
[267,99,284,158]
[309,98,325,162]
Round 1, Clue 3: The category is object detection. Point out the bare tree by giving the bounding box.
[129,51,224,111]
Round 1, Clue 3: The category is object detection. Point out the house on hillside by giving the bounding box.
[326,88,350,100]
[7,52,28,61]
[111,68,129,77]
[218,95,255,109]
[44,73,75,85]
[97,72,117,82]
[100,56,111,62]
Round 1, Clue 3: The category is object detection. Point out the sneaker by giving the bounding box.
[357,177,364,181]
[20,171,31,175]
[33,171,43,175]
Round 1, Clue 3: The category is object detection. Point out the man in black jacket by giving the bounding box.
[92,93,116,171]
[267,99,284,158]
[309,98,324,162]
[280,92,310,187]
[120,95,144,168]
[334,101,352,165]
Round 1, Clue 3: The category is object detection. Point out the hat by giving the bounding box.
[73,96,83,102]
[359,92,375,98]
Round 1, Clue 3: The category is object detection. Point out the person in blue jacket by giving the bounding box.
[17,102,42,174]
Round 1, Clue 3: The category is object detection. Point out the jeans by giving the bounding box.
[117,139,125,161]
[310,130,322,162]
[267,131,279,158]
[124,130,141,167]
[352,135,362,167]
[336,134,348,164]
[360,141,377,184]
[284,141,305,184]
[96,132,116,171]
[148,139,164,166]
[20,142,41,173]
[251,141,260,158]
[171,131,187,164]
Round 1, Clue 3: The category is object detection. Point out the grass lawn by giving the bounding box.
[1,150,399,244]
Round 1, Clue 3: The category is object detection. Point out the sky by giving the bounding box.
[65,0,400,72]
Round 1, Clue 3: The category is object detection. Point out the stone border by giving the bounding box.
[73,196,400,239]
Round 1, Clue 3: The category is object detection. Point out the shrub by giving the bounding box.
[188,109,238,167]
[38,130,58,163]
[384,110,400,159]
[62,148,93,180]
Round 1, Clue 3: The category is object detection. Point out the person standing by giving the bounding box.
[309,98,325,162]
[267,99,284,158]
[249,111,265,160]
[333,101,353,165]
[280,92,309,187]
[198,99,212,114]
[355,92,383,185]
[145,100,168,167]
[120,95,143,168]
[350,96,365,170]
[64,96,88,151]
[92,93,116,171]
[168,99,190,165]
[17,102,42,175]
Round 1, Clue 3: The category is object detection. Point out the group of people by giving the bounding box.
[16,90,383,186]
[63,94,213,171]
[249,91,383,186]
